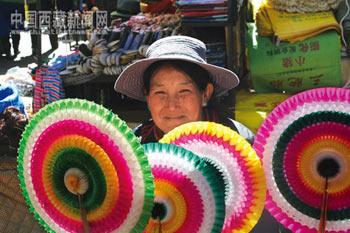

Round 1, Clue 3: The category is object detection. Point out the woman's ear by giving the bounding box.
[203,83,214,104]
[144,89,151,110]
[143,87,148,96]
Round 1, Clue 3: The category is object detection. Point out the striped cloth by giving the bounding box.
[33,68,65,113]
[176,0,229,23]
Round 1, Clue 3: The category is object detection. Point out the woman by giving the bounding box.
[114,35,254,144]
[114,35,290,233]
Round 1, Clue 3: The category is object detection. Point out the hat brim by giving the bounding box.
[114,55,239,101]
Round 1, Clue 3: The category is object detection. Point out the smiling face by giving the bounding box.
[145,64,213,133]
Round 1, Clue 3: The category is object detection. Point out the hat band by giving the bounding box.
[150,52,206,63]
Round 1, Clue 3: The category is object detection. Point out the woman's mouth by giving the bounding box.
[164,116,185,120]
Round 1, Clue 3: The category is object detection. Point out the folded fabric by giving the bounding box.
[48,52,81,71]
[176,2,227,8]
[182,10,227,17]
[183,14,228,19]
[180,6,227,11]
[176,0,229,19]
[256,4,340,43]
[177,0,225,5]
[182,16,228,22]
[140,0,176,13]
[33,68,65,113]
[0,84,25,114]
[267,0,342,13]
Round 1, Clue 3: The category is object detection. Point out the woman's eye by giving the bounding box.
[154,91,166,95]
[179,89,191,94]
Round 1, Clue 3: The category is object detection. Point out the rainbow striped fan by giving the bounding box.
[253,87,350,233]
[17,99,154,233]
[143,143,226,233]
[160,122,266,233]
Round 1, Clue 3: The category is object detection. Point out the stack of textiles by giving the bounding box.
[48,52,81,72]
[33,68,65,113]
[140,0,176,13]
[176,0,228,23]
[256,3,340,43]
[206,42,226,67]
[267,0,342,13]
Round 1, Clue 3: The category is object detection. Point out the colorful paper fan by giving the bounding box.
[143,143,226,233]
[160,122,266,233]
[253,87,350,232]
[17,99,154,233]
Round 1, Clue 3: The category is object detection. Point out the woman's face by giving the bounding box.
[145,64,212,133]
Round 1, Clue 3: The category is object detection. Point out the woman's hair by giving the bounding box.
[143,60,213,95]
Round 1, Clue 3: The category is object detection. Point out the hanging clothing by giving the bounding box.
[33,68,65,113]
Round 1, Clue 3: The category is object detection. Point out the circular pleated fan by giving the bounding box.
[160,122,266,233]
[143,143,226,233]
[17,99,154,233]
[253,87,350,232]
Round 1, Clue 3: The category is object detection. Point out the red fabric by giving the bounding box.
[141,0,176,13]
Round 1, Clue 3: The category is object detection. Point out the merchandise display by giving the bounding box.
[160,121,266,233]
[177,0,229,23]
[17,99,154,233]
[6,0,350,231]
[144,143,226,233]
[33,68,65,113]
[254,87,350,232]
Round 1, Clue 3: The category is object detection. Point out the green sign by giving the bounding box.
[247,23,342,93]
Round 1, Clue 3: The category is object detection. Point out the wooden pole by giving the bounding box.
[318,178,329,233]
[78,194,90,233]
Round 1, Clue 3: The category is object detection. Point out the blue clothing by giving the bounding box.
[0,84,25,114]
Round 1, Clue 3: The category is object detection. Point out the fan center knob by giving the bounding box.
[64,168,89,195]
[152,202,167,221]
[317,157,340,179]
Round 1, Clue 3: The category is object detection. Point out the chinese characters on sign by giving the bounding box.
[10,10,108,35]
[282,56,306,68]
[266,39,325,90]
[265,41,320,56]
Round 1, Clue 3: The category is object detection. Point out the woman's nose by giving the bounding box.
[166,95,179,109]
